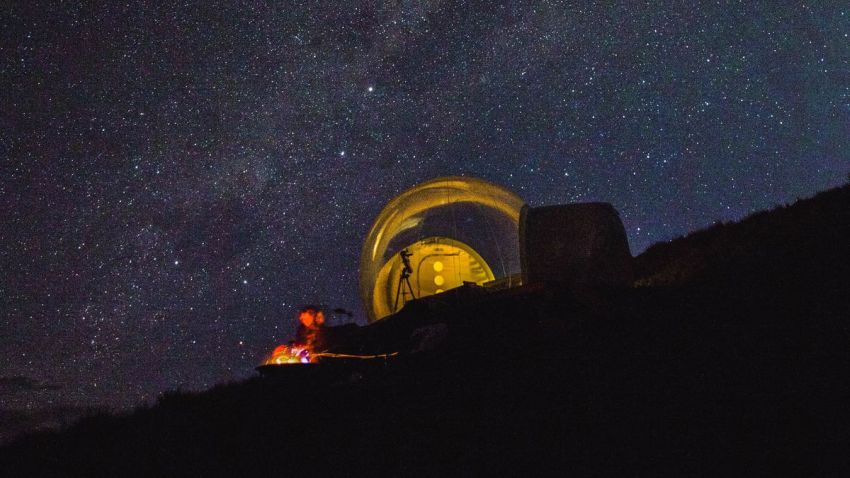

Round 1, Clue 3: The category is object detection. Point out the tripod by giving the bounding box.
[393,249,416,312]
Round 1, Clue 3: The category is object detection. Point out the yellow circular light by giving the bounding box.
[433,261,444,272]
[434,275,445,286]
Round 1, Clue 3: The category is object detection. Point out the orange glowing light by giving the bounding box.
[260,306,327,366]
[264,343,312,365]
[298,309,325,330]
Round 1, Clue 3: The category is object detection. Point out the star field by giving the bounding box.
[2,1,848,411]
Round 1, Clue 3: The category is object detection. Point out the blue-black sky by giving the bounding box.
[2,1,848,411]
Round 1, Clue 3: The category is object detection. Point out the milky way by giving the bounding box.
[2,2,848,411]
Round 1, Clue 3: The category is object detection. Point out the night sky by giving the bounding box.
[2,2,848,413]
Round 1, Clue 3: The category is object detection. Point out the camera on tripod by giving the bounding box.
[394,248,416,312]
[399,249,413,276]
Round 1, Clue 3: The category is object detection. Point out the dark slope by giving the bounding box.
[2,185,849,476]
[635,184,850,288]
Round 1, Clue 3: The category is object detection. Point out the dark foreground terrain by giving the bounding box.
[2,185,849,476]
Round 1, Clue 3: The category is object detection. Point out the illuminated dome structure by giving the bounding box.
[360,177,526,323]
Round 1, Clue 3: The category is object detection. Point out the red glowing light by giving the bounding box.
[298,308,324,330]
[261,306,326,366]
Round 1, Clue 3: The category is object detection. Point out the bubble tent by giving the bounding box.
[359,177,527,323]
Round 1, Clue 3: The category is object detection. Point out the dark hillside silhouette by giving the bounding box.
[2,185,849,476]
[635,184,850,288]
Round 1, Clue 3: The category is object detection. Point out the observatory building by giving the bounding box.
[359,177,526,323]
[359,176,634,323]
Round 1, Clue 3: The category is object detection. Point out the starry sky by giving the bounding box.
[2,1,848,413]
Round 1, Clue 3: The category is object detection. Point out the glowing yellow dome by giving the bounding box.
[359,176,526,322]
